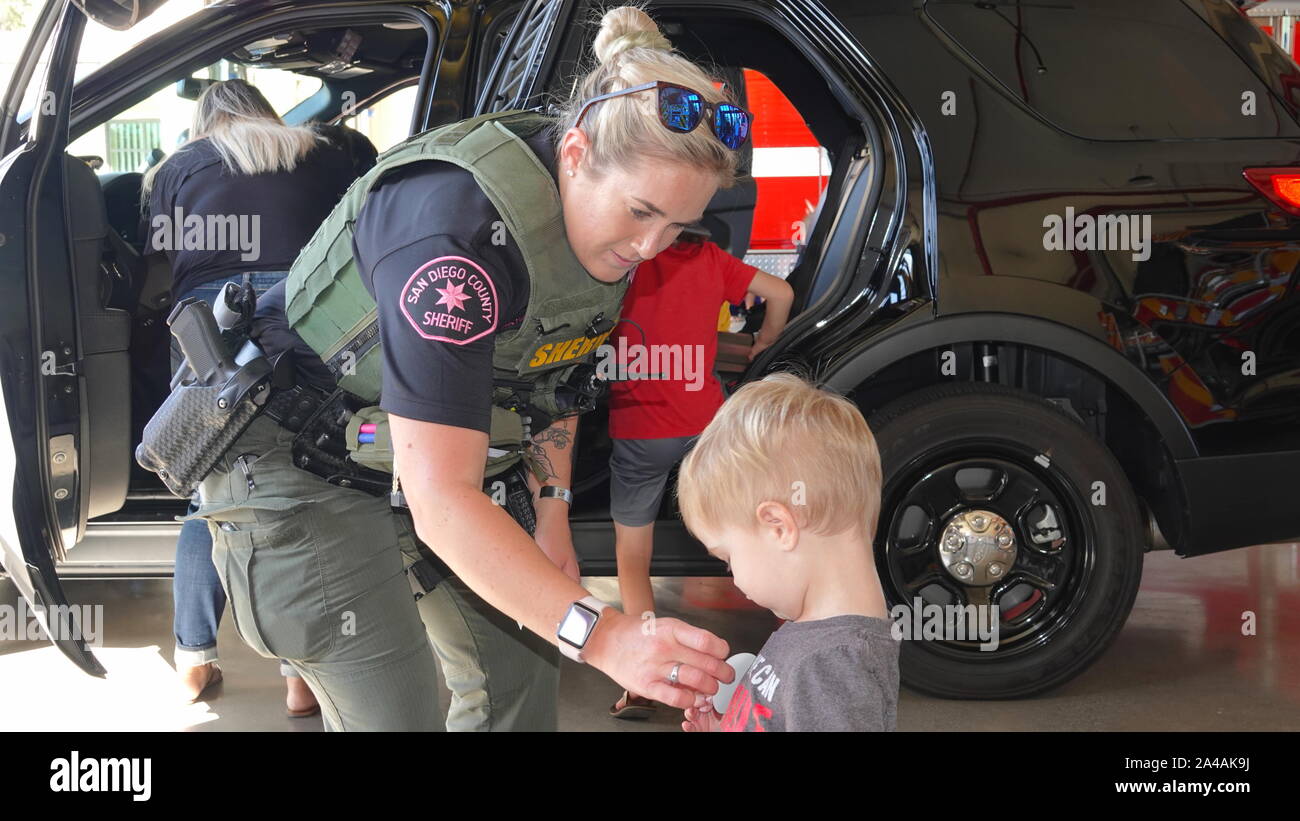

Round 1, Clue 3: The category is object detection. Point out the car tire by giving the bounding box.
[866,382,1144,699]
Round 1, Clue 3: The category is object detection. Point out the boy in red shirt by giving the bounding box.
[607,230,793,719]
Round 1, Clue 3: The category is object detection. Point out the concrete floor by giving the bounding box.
[1,541,1297,731]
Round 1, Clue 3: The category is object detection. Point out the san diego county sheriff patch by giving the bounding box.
[400,255,498,345]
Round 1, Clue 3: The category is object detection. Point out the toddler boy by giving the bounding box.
[676,373,899,731]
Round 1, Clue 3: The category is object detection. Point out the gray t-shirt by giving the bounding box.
[719,614,900,732]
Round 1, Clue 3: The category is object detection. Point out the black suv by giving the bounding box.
[2,0,1297,699]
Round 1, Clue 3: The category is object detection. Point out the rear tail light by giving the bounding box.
[1243,167,1300,217]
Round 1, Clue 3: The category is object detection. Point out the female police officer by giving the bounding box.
[182,5,748,730]
[143,78,367,713]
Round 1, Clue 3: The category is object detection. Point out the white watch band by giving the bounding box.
[557,595,609,663]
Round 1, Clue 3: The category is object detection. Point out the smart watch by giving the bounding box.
[539,485,573,505]
[556,595,609,663]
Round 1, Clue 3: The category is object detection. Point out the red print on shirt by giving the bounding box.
[720,684,773,732]
[399,255,498,345]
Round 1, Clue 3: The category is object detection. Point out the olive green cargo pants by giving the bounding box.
[193,415,560,731]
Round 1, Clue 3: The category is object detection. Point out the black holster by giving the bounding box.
[135,297,275,497]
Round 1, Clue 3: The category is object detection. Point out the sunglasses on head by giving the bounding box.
[573,81,753,150]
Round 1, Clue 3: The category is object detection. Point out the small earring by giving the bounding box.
[566,169,575,177]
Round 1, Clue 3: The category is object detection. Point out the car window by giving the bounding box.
[71,0,209,84]
[1,0,210,126]
[66,60,323,174]
[339,83,418,153]
[925,0,1289,140]
[2,4,56,139]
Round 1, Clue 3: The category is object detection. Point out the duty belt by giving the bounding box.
[263,382,539,599]
[263,383,331,434]
[265,385,394,497]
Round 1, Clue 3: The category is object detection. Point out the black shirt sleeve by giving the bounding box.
[365,235,508,432]
[352,161,529,433]
[251,280,337,392]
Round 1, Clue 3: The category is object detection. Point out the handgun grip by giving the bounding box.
[168,298,235,386]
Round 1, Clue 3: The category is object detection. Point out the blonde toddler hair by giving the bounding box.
[678,373,883,541]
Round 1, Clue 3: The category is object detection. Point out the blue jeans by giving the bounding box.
[172,272,291,670]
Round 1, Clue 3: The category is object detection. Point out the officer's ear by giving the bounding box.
[557,127,592,178]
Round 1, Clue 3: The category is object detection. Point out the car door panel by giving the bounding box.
[65,154,132,524]
[474,0,581,114]
[0,0,105,676]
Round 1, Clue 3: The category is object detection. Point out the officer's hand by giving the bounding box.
[583,609,732,710]
[534,502,580,583]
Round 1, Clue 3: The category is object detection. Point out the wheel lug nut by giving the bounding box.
[971,515,987,531]
[997,533,1011,548]
[989,563,1003,576]
[955,563,971,577]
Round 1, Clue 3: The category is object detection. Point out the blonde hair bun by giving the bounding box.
[593,5,671,65]
[551,3,737,186]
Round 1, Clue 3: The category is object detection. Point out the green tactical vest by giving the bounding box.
[284,110,629,476]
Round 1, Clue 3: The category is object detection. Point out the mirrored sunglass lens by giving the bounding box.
[659,86,703,132]
[714,105,750,149]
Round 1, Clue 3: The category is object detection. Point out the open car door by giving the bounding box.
[0,0,160,676]
[474,0,583,115]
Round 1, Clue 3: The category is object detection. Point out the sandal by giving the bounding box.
[609,690,657,720]
[180,662,223,704]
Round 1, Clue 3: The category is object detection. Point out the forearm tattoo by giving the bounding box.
[528,425,573,482]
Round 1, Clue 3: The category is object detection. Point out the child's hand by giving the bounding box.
[682,701,723,732]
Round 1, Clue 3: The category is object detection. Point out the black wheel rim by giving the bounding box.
[876,440,1098,660]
